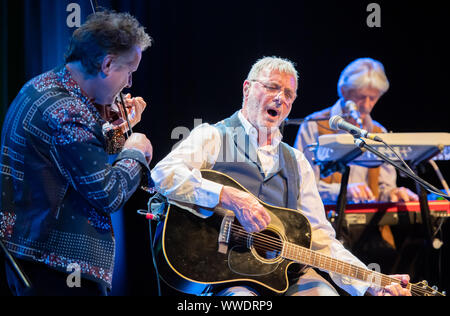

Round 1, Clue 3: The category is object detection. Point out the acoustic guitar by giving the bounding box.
[155,169,445,296]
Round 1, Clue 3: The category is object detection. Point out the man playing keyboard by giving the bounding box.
[295,58,418,205]
[294,58,418,251]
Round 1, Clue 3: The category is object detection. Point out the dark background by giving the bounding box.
[1,0,449,296]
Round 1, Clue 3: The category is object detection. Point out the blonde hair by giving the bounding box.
[338,58,389,98]
[246,56,298,87]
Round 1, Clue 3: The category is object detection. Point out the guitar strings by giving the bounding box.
[229,226,396,288]
[226,223,441,296]
[227,223,284,248]
[230,227,436,296]
[229,226,412,293]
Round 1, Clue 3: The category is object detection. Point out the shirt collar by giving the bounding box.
[331,99,345,117]
[56,65,105,125]
[237,110,282,149]
[331,98,375,131]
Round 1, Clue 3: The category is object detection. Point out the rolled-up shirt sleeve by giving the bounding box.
[151,123,223,209]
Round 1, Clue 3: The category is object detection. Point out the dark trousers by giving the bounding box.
[4,258,109,296]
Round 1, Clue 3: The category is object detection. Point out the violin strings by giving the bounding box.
[119,92,133,137]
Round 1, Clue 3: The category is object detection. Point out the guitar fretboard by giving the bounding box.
[281,242,401,289]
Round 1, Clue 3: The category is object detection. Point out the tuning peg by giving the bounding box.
[432,286,438,291]
[443,291,446,296]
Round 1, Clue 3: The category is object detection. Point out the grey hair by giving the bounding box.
[338,58,389,98]
[246,56,299,87]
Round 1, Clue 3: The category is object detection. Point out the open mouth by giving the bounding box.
[267,109,279,118]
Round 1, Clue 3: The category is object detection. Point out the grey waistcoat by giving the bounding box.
[212,111,300,210]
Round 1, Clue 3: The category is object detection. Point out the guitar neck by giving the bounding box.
[282,242,402,289]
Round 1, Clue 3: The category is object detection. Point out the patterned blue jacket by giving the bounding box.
[0,66,149,288]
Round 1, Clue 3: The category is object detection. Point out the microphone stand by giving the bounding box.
[353,137,450,248]
[281,116,333,138]
[353,138,450,202]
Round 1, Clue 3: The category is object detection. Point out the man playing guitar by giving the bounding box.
[152,56,411,296]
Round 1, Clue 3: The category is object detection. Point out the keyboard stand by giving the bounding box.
[335,166,350,241]
[317,145,364,241]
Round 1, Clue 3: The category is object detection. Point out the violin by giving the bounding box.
[101,92,135,136]
[99,91,145,152]
[90,1,155,193]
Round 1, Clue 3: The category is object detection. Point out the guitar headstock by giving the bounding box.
[410,280,446,296]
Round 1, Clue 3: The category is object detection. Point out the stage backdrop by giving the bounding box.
[1,0,449,296]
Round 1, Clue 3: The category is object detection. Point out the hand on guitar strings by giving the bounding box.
[219,186,271,233]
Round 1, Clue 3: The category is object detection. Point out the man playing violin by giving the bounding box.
[152,56,411,296]
[0,10,153,296]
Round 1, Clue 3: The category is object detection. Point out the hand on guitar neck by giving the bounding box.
[218,186,271,233]
[368,274,412,296]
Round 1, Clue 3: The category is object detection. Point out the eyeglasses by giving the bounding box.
[250,80,297,104]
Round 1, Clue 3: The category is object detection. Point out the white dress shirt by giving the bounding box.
[152,110,371,296]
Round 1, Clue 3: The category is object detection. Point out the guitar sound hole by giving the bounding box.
[251,229,283,261]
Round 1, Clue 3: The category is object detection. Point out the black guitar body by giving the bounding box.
[155,170,312,295]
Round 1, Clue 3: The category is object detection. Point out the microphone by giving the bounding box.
[329,115,383,142]
[345,100,363,128]
[284,118,305,125]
